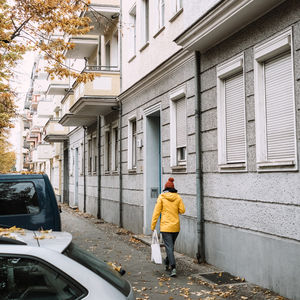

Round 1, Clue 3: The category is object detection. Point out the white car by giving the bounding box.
[0,228,135,300]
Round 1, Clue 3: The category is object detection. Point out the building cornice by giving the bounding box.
[118,50,194,102]
[175,0,285,52]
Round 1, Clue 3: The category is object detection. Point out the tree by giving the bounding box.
[0,0,93,135]
[0,138,16,173]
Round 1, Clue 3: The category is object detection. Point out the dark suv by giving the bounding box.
[0,173,61,231]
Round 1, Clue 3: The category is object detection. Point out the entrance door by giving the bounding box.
[144,105,161,235]
[63,145,69,205]
[74,148,79,207]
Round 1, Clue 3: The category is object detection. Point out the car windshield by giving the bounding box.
[63,242,131,297]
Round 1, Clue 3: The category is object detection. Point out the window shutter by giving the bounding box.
[225,72,246,163]
[264,52,295,161]
[176,98,186,148]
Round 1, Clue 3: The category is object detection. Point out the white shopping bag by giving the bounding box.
[151,230,162,264]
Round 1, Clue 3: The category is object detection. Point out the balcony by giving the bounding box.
[71,67,119,114]
[44,118,69,143]
[36,144,54,160]
[37,101,54,118]
[59,67,119,126]
[66,35,99,59]
[46,77,70,95]
[82,1,120,35]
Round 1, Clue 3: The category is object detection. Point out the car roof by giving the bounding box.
[0,173,45,180]
[0,228,72,253]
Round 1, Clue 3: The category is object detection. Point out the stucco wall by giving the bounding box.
[200,1,300,298]
[121,52,198,255]
[121,0,217,91]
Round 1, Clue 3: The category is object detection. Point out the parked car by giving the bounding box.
[0,228,135,299]
[0,173,61,231]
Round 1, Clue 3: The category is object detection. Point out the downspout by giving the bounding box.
[119,102,123,228]
[195,51,205,263]
[97,116,101,219]
[83,126,87,213]
[119,0,123,228]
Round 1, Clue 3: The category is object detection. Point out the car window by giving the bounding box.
[0,255,86,300]
[0,182,40,215]
[63,242,131,297]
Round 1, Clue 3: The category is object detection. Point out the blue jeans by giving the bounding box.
[161,232,179,269]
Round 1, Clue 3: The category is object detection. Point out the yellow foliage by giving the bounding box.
[0,138,16,173]
[0,0,98,141]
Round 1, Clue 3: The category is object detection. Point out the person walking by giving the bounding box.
[151,177,185,277]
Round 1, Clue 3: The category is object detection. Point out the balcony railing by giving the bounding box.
[83,65,119,72]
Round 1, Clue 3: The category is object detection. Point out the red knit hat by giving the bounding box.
[164,177,175,190]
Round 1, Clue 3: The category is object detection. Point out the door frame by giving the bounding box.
[143,103,162,235]
[74,147,79,207]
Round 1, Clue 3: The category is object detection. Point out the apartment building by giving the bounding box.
[58,0,120,215]
[24,0,300,298]
[119,0,300,298]
[174,0,300,298]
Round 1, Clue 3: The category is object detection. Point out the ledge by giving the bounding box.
[153,26,165,39]
[128,54,136,63]
[128,168,137,174]
[218,163,247,173]
[139,41,149,52]
[257,160,297,172]
[169,8,183,23]
[171,165,187,173]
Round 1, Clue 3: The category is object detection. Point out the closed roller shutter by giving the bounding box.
[264,52,295,161]
[176,97,186,148]
[225,72,246,163]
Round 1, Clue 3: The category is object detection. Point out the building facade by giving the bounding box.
[175,0,300,299]
[24,0,300,299]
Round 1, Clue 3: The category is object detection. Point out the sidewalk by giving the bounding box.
[61,204,288,300]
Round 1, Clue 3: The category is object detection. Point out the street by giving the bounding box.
[61,205,287,300]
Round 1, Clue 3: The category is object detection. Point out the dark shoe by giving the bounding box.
[170,268,176,277]
[164,258,170,271]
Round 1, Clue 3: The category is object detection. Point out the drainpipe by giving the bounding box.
[119,0,122,92]
[119,101,123,228]
[195,51,205,263]
[118,0,123,228]
[97,116,101,219]
[83,126,87,213]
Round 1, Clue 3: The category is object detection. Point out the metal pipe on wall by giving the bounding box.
[195,51,205,263]
[119,0,123,228]
[97,116,102,219]
[83,126,87,213]
[119,101,123,228]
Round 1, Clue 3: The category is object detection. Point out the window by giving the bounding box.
[176,98,186,165]
[80,143,84,175]
[88,138,92,173]
[105,129,111,172]
[157,0,165,29]
[129,5,137,58]
[217,53,246,171]
[63,242,131,296]
[92,136,97,173]
[112,125,119,172]
[170,0,183,21]
[141,0,149,45]
[0,182,40,215]
[176,0,183,11]
[128,117,137,170]
[105,41,111,67]
[170,86,187,167]
[254,28,297,171]
[0,256,85,299]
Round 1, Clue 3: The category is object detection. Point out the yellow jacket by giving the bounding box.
[151,192,185,232]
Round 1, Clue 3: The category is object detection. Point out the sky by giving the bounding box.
[9,51,35,171]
